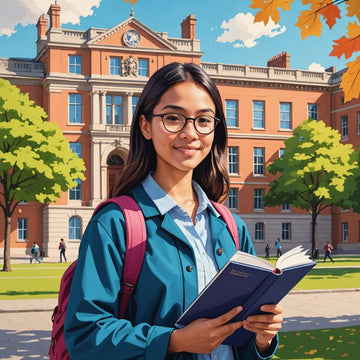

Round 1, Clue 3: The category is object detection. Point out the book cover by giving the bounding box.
[175,245,316,346]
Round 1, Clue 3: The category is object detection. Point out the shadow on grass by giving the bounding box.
[308,267,360,278]
[276,326,360,360]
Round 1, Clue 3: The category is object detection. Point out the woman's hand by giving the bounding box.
[242,304,283,353]
[168,306,243,354]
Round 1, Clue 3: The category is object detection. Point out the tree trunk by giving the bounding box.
[2,211,12,272]
[311,209,317,259]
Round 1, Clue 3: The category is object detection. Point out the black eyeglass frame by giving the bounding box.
[147,112,221,135]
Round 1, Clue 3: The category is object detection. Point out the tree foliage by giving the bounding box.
[263,119,358,255]
[0,78,86,270]
[250,0,360,102]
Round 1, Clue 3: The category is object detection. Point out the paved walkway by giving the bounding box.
[0,290,359,360]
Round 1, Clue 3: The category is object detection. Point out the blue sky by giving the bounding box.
[0,0,350,72]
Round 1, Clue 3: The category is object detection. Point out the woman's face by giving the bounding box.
[140,80,216,179]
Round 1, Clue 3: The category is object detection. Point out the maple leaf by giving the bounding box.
[295,9,322,39]
[319,3,341,30]
[123,0,138,5]
[340,56,360,102]
[346,0,360,22]
[250,0,294,25]
[330,22,360,59]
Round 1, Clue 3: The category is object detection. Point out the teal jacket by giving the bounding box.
[64,185,278,359]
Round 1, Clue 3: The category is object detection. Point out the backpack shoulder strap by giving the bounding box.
[210,200,239,250]
[93,195,147,318]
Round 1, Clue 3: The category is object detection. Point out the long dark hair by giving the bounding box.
[110,62,229,202]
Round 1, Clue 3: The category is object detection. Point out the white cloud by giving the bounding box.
[0,0,102,37]
[308,62,325,72]
[216,12,286,48]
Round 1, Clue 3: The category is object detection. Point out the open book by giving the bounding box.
[176,245,316,346]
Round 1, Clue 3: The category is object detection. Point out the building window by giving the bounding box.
[68,55,82,74]
[357,112,360,133]
[69,142,82,158]
[308,103,318,120]
[132,96,139,115]
[282,203,291,211]
[138,59,149,76]
[342,222,348,242]
[279,148,285,157]
[17,218,28,240]
[254,189,264,210]
[253,147,264,176]
[228,188,238,209]
[254,222,264,241]
[69,94,82,124]
[225,100,238,127]
[253,100,265,128]
[341,115,348,138]
[69,179,82,200]
[69,216,81,240]
[110,57,121,75]
[228,147,239,174]
[282,223,291,240]
[106,95,123,124]
[280,102,292,130]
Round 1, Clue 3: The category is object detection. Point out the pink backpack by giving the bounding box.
[49,196,239,360]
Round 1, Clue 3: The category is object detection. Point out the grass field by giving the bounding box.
[0,257,359,300]
[1,257,359,359]
[275,326,360,360]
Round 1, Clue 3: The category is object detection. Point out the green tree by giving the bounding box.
[0,78,86,271]
[264,119,357,257]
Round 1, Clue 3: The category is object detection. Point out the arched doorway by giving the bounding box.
[107,152,125,196]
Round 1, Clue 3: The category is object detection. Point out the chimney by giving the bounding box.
[36,14,48,39]
[267,51,290,68]
[47,3,61,29]
[181,15,197,39]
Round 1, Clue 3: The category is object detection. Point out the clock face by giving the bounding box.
[123,29,141,47]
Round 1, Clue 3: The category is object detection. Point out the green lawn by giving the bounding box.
[0,257,359,300]
[275,326,360,360]
[0,263,69,299]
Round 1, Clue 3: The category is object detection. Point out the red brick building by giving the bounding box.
[1,4,359,259]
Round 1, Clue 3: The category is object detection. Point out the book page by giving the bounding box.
[276,245,314,270]
[231,251,275,271]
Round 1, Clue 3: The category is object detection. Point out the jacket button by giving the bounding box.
[186,265,193,272]
[216,248,224,256]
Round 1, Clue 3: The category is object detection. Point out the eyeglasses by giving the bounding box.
[148,112,220,135]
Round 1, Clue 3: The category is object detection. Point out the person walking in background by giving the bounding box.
[275,238,282,258]
[64,62,283,360]
[59,238,67,263]
[265,243,270,259]
[30,242,41,264]
[323,241,335,263]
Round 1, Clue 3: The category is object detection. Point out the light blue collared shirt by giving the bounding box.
[142,173,234,360]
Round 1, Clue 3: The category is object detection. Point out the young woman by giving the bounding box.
[64,62,283,359]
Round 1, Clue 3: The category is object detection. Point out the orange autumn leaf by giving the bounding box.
[123,0,138,5]
[250,0,294,25]
[331,22,360,59]
[329,335,334,341]
[295,9,322,39]
[341,56,360,102]
[341,354,349,357]
[319,3,341,29]
[304,349,318,355]
[346,0,360,22]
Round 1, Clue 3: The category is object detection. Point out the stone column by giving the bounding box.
[100,91,107,125]
[91,90,100,128]
[90,140,102,206]
[124,92,133,126]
